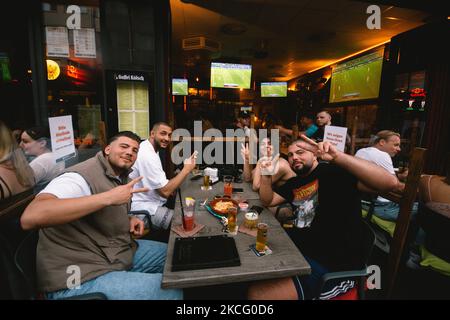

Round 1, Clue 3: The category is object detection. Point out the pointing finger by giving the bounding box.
[296,141,317,154]
[300,134,319,147]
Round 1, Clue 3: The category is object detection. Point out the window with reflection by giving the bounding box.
[42,1,103,164]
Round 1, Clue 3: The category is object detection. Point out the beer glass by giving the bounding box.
[227,206,238,233]
[256,222,268,252]
[203,175,210,189]
[244,211,259,230]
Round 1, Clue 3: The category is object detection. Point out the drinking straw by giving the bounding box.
[178,188,186,228]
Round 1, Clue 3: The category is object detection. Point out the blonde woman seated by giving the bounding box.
[0,121,35,202]
[241,137,295,192]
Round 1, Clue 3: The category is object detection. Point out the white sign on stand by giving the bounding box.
[323,125,348,152]
[48,115,76,163]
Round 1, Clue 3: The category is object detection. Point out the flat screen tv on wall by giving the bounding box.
[329,49,383,103]
[210,62,252,89]
[172,78,188,95]
[261,82,287,97]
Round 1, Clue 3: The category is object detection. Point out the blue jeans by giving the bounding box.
[362,200,419,221]
[46,240,183,300]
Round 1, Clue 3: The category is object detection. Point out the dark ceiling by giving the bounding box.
[171,0,444,83]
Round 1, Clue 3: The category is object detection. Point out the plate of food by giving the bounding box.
[209,198,239,216]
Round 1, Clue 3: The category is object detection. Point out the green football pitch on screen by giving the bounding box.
[261,82,287,97]
[330,51,383,103]
[172,79,188,95]
[211,62,252,89]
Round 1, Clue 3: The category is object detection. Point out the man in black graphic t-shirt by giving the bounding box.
[248,135,397,300]
[276,162,362,271]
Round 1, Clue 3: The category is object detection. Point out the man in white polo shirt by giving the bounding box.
[355,130,416,221]
[130,122,197,230]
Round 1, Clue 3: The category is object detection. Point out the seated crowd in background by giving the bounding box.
[19,126,64,191]
[355,130,418,222]
[234,111,251,137]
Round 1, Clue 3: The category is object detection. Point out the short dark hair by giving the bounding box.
[25,126,51,149]
[152,122,172,132]
[25,126,49,141]
[317,110,331,117]
[107,131,141,145]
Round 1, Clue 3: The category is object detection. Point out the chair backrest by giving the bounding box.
[14,230,39,299]
[385,147,426,297]
[316,219,376,300]
[0,192,35,299]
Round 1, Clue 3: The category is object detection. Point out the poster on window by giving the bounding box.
[49,115,76,163]
[46,27,69,58]
[74,28,96,58]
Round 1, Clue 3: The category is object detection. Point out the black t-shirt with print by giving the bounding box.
[275,162,364,271]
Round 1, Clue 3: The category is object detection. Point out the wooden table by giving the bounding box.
[161,177,311,289]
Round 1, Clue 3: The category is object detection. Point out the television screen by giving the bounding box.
[172,78,188,96]
[261,82,287,97]
[211,62,252,89]
[329,50,383,103]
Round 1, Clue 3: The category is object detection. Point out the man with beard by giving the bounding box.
[21,131,183,299]
[248,135,397,300]
[130,122,197,230]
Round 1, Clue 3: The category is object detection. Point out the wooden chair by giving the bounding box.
[382,147,427,297]
[361,148,427,297]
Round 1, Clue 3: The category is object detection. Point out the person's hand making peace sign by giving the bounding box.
[296,134,340,162]
[259,153,280,176]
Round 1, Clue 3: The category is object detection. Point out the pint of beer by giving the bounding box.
[203,175,210,188]
[256,223,268,252]
[227,207,238,233]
